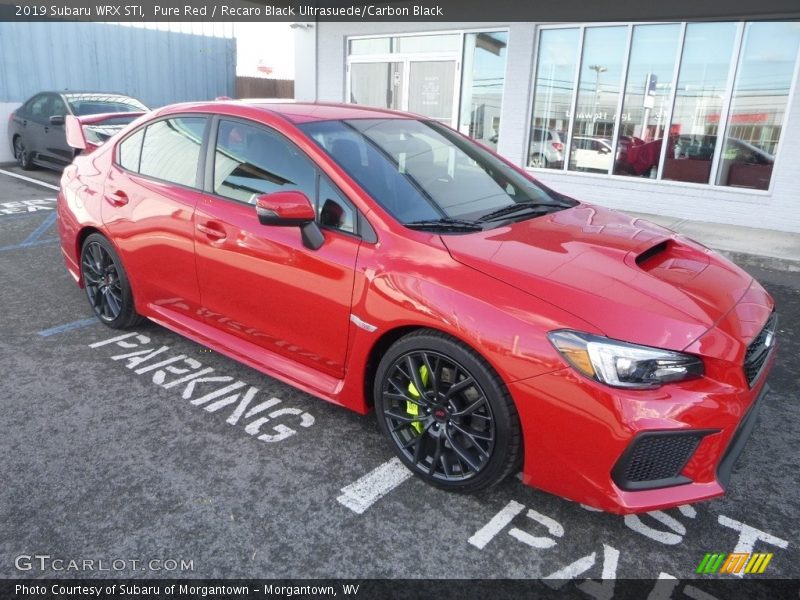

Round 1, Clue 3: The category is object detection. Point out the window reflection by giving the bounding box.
[614,24,680,178]
[568,26,627,173]
[662,23,737,184]
[460,32,508,150]
[529,28,580,169]
[716,22,800,190]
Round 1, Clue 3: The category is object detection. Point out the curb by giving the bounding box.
[718,250,800,273]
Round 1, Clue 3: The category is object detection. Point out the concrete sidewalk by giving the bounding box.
[626,211,800,272]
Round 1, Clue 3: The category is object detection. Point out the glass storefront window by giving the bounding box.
[528,21,800,191]
[568,26,628,173]
[528,28,580,169]
[614,24,680,178]
[662,22,737,184]
[716,22,800,190]
[460,32,508,150]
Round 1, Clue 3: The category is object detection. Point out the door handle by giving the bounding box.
[196,222,227,241]
[104,190,129,207]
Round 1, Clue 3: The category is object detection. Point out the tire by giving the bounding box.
[374,330,522,493]
[80,233,144,329]
[13,135,35,171]
[529,153,548,168]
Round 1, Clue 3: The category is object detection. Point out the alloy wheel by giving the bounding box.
[14,137,28,168]
[381,350,496,482]
[82,241,124,322]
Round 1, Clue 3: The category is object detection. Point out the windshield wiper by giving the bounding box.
[404,218,484,232]
[477,201,563,222]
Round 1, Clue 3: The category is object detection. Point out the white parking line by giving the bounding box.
[0,168,60,191]
[467,500,525,549]
[336,457,413,514]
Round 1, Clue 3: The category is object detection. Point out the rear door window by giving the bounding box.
[118,129,145,173]
[139,117,207,188]
[27,95,50,121]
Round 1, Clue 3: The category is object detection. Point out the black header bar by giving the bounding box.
[2,0,800,22]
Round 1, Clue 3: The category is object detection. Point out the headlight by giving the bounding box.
[547,330,704,389]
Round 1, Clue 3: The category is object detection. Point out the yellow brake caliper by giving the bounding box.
[406,364,429,434]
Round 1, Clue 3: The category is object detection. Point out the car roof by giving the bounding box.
[156,100,419,124]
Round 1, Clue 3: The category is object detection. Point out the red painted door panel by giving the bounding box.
[194,195,360,377]
[102,164,203,318]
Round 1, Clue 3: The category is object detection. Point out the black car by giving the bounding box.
[8,91,148,170]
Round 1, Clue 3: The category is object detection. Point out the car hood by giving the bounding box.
[441,204,755,352]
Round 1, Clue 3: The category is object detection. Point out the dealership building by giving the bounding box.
[294,21,800,233]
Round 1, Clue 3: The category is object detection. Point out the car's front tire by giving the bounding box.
[80,233,144,329]
[375,330,522,493]
[13,136,34,170]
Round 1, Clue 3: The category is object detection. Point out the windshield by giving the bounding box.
[66,94,148,116]
[299,119,573,225]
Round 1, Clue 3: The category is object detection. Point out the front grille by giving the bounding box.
[612,431,709,491]
[744,313,777,387]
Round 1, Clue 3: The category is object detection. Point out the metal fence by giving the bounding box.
[0,22,236,107]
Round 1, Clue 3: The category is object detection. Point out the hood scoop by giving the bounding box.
[635,240,670,267]
[631,238,711,284]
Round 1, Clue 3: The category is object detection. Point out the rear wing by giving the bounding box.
[65,112,146,150]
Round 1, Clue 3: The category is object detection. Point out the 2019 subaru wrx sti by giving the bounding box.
[57,101,777,514]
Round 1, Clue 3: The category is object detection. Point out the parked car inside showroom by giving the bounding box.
[8,91,148,171]
[57,101,777,514]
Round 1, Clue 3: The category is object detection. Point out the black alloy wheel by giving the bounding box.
[375,331,521,492]
[80,234,143,329]
[14,136,34,170]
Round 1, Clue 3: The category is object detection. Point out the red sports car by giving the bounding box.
[57,101,776,514]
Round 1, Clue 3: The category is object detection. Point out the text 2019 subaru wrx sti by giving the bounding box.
[57,101,777,513]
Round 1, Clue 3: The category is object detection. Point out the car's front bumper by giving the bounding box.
[510,348,775,514]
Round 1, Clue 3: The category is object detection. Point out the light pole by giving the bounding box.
[589,64,607,137]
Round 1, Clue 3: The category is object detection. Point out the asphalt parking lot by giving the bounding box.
[0,165,797,588]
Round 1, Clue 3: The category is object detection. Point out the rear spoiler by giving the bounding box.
[65,112,146,150]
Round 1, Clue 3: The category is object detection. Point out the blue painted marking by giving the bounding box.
[0,212,59,252]
[38,317,98,337]
[21,212,57,246]
[0,237,59,252]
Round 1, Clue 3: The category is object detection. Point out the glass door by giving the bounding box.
[348,57,460,127]
[407,60,458,125]
[349,62,404,110]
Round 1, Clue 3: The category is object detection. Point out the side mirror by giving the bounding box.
[49,115,65,126]
[255,191,315,226]
[255,190,325,250]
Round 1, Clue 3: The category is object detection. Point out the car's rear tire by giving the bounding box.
[13,136,34,170]
[80,233,144,329]
[374,330,521,493]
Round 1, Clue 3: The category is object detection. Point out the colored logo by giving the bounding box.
[696,552,773,575]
